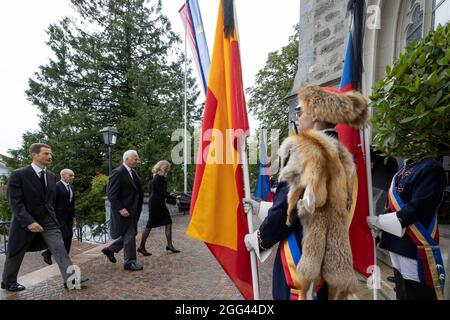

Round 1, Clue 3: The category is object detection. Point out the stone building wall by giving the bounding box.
[287,0,350,123]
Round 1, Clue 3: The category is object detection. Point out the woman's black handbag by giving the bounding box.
[166,193,177,205]
[176,193,192,214]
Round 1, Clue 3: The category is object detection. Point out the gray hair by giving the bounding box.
[123,150,138,161]
[60,168,74,178]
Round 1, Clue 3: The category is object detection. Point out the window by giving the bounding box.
[406,5,424,45]
[433,0,450,28]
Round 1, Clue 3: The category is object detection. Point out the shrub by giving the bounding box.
[75,173,108,227]
[370,23,450,160]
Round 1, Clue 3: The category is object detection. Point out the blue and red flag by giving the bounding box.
[336,29,374,277]
[254,135,273,201]
[179,0,211,94]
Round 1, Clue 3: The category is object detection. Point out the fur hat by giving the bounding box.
[297,85,369,128]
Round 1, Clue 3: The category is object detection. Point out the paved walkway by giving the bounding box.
[0,214,400,300]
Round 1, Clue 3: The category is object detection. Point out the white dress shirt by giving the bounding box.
[123,163,134,179]
[31,162,47,187]
[61,180,73,203]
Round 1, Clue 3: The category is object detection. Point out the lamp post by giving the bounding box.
[100,125,118,175]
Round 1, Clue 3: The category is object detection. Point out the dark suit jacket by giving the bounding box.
[107,164,143,239]
[6,165,58,257]
[55,181,75,224]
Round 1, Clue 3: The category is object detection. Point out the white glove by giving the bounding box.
[366,216,380,230]
[244,233,256,252]
[367,213,405,237]
[243,198,260,216]
[243,230,272,263]
[367,216,382,237]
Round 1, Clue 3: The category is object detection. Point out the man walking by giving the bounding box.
[42,169,76,265]
[102,150,144,271]
[2,143,86,291]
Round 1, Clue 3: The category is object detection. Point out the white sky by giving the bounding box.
[0,0,299,156]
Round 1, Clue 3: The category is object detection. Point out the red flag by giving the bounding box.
[337,30,374,277]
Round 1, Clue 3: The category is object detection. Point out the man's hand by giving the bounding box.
[27,222,44,233]
[243,198,260,216]
[119,209,130,217]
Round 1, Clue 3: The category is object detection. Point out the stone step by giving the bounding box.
[0,240,103,300]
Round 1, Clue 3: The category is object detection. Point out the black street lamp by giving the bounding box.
[100,125,118,175]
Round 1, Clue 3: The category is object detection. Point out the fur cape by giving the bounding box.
[298,85,369,128]
[278,130,357,299]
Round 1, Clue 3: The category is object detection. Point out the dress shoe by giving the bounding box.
[101,248,117,263]
[137,247,152,256]
[42,251,53,265]
[124,262,143,271]
[1,282,26,292]
[64,277,89,289]
[166,246,180,254]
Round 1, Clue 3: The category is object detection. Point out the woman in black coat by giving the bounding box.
[138,160,180,255]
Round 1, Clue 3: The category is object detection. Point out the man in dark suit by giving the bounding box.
[1,143,87,292]
[41,168,76,265]
[102,150,144,271]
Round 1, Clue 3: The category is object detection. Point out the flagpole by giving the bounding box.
[184,24,188,194]
[361,125,377,300]
[241,138,260,300]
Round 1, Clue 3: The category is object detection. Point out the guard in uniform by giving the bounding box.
[244,85,369,300]
[368,157,447,299]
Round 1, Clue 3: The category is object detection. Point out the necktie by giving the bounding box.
[39,170,46,192]
[66,184,72,202]
[131,169,139,182]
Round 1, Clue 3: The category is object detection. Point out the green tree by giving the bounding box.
[0,175,12,226]
[9,0,199,202]
[75,173,109,227]
[370,23,450,160]
[246,24,299,140]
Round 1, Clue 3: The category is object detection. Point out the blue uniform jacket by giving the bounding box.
[257,130,339,300]
[379,157,446,259]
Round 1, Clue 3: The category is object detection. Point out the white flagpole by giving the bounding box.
[184,25,188,194]
[361,124,377,300]
[241,138,260,300]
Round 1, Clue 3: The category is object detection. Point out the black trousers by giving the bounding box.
[393,268,434,300]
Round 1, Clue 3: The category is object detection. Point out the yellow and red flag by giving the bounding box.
[186,0,253,299]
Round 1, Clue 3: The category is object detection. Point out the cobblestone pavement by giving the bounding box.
[0,241,97,278]
[0,214,390,300]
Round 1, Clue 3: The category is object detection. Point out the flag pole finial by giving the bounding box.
[222,0,235,38]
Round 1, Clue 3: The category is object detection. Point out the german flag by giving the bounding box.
[186,0,253,299]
